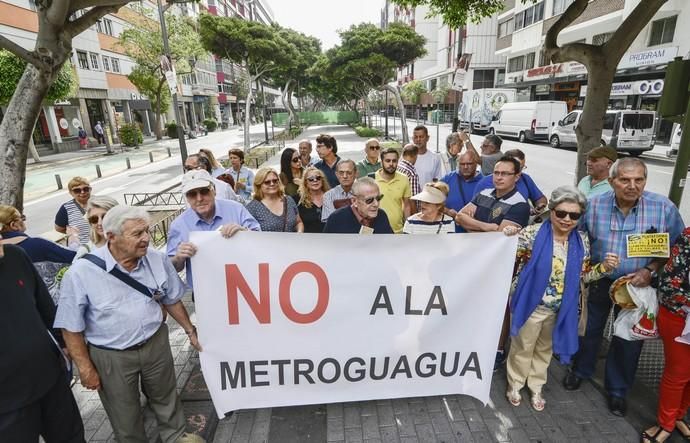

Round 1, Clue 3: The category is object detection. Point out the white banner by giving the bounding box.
[191,232,518,417]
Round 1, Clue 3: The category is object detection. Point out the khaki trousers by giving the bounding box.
[506,306,556,394]
[89,324,185,443]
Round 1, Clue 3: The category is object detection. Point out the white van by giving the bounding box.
[549,109,656,155]
[488,101,567,143]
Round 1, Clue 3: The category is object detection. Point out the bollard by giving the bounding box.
[149,152,154,163]
[55,174,63,190]
[126,158,131,169]
[167,147,171,157]
[96,165,102,178]
[265,152,269,162]
[436,124,440,153]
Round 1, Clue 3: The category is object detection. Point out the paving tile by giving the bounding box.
[462,409,488,432]
[327,417,345,442]
[394,414,417,437]
[345,426,363,443]
[515,416,546,439]
[345,406,363,428]
[483,417,510,442]
[377,404,396,427]
[429,410,453,435]
[505,428,531,443]
[379,425,401,443]
[328,403,345,419]
[470,430,495,442]
[449,420,474,442]
[414,423,435,443]
[362,415,381,440]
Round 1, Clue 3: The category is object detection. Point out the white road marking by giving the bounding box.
[649,168,672,175]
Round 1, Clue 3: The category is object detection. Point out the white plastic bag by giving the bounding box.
[613,284,659,341]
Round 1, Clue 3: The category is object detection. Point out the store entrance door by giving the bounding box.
[85,99,106,134]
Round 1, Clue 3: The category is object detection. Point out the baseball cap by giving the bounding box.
[181,169,214,194]
[588,146,618,162]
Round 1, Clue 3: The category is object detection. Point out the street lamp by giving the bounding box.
[156,0,189,169]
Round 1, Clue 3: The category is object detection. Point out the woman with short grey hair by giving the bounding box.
[440,132,463,175]
[502,185,618,411]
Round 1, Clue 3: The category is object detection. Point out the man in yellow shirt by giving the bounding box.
[374,148,412,233]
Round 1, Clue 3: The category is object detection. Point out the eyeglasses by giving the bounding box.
[87,214,104,224]
[492,171,516,177]
[459,162,475,167]
[71,186,91,194]
[291,157,301,163]
[316,143,326,148]
[369,145,381,150]
[306,176,322,183]
[360,194,384,205]
[337,170,355,177]
[262,179,279,186]
[185,187,212,199]
[553,209,582,221]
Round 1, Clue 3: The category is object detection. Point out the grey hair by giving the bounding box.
[446,132,462,151]
[337,158,356,171]
[86,195,119,214]
[298,139,312,148]
[547,185,587,213]
[102,205,150,236]
[352,177,379,196]
[609,157,648,179]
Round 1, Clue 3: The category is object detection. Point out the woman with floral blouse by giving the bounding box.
[503,186,618,412]
[641,227,690,443]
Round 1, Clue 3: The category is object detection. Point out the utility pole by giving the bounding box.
[156,0,189,168]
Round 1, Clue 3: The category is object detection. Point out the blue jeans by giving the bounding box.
[572,278,643,398]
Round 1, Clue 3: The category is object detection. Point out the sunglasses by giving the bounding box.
[262,179,279,186]
[306,176,322,182]
[361,194,384,205]
[369,145,381,150]
[71,186,91,194]
[185,187,212,199]
[553,209,582,221]
[88,214,104,224]
[291,157,301,163]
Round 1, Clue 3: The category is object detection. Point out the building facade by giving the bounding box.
[496,0,689,142]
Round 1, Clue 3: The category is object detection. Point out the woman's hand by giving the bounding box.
[503,225,520,236]
[601,252,619,272]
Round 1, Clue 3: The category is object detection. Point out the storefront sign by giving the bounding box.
[535,84,551,95]
[526,64,563,79]
[71,118,82,129]
[191,232,518,416]
[579,79,664,97]
[59,118,69,129]
[618,46,678,69]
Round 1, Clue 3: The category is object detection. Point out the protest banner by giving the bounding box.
[191,231,518,417]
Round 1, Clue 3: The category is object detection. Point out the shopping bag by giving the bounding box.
[613,283,659,341]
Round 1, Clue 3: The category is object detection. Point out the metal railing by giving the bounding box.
[150,208,185,248]
[124,192,184,206]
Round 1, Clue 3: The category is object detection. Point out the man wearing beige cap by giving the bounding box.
[577,146,617,198]
[168,170,260,288]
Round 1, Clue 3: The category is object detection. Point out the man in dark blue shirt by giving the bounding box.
[314,134,341,188]
[323,178,393,234]
[441,151,483,232]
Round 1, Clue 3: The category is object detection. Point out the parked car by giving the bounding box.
[549,109,656,155]
[488,101,567,143]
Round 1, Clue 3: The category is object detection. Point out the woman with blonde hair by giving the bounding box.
[73,195,119,259]
[297,166,331,233]
[54,176,92,246]
[247,168,304,232]
[403,182,455,234]
[198,148,225,178]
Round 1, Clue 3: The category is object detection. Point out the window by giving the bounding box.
[602,113,615,130]
[525,53,535,69]
[508,56,525,73]
[649,16,677,46]
[76,51,89,70]
[498,18,514,37]
[102,56,110,72]
[513,2,543,30]
[103,18,114,36]
[89,53,100,70]
[534,2,544,21]
[96,20,103,33]
[472,70,495,89]
[538,48,548,66]
[553,0,575,15]
[514,11,524,30]
[524,7,534,27]
[111,58,120,73]
[592,33,613,46]
[563,112,577,125]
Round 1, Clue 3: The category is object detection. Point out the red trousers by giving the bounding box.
[657,306,690,430]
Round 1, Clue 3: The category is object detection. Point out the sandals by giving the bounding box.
[641,426,671,443]
[506,388,521,407]
[677,420,690,440]
[530,392,545,412]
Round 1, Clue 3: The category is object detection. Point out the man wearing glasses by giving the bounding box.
[167,170,260,289]
[314,134,341,188]
[184,154,239,202]
[54,176,92,245]
[323,177,393,234]
[356,138,382,178]
[321,160,357,222]
[455,156,530,233]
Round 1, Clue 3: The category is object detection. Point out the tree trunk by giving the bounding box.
[286,88,298,128]
[382,84,409,144]
[282,79,296,129]
[0,64,54,210]
[244,75,256,150]
[155,88,163,140]
[363,98,373,128]
[574,66,616,182]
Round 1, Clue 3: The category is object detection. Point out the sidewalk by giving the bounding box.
[67,123,676,442]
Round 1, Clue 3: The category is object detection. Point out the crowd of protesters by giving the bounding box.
[2,125,690,443]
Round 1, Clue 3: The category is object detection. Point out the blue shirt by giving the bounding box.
[226,165,255,201]
[471,187,531,228]
[473,172,545,206]
[167,199,261,287]
[314,156,341,188]
[54,246,186,350]
[582,190,685,279]
[441,171,483,233]
[2,231,75,263]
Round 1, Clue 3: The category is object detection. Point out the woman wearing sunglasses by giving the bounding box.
[279,148,303,200]
[73,195,119,260]
[297,167,330,233]
[0,205,76,303]
[502,186,618,412]
[247,168,304,233]
[54,176,92,246]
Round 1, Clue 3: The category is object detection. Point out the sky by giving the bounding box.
[269,0,383,50]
